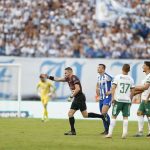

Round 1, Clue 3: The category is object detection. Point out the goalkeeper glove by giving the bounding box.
[47,93,52,97]
[38,92,41,97]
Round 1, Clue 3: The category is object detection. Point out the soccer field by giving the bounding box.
[0,118,149,150]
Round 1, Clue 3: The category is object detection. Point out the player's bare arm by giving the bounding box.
[135,83,150,91]
[111,84,117,104]
[106,90,112,96]
[95,83,100,102]
[133,89,144,96]
[96,83,100,96]
[130,88,135,102]
[145,93,150,103]
[71,84,80,97]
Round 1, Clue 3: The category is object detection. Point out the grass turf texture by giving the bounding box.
[0,118,149,150]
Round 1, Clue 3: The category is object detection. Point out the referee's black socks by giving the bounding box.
[88,113,103,118]
[69,117,76,132]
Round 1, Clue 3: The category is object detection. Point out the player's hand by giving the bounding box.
[95,95,100,102]
[111,99,115,105]
[145,99,149,104]
[47,93,52,97]
[106,91,111,96]
[38,92,41,97]
[67,95,74,102]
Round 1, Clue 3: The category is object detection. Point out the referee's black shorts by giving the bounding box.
[70,93,87,112]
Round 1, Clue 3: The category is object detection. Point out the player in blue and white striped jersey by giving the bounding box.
[96,64,113,135]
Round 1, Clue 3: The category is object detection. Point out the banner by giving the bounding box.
[0,56,147,102]
[96,0,135,22]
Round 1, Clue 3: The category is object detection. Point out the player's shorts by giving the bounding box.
[99,98,111,112]
[138,100,150,116]
[112,101,131,117]
[70,93,87,112]
[41,96,49,105]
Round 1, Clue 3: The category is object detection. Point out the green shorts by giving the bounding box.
[112,101,131,117]
[138,101,150,116]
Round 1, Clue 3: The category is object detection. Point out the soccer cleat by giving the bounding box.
[64,131,76,135]
[44,118,49,122]
[122,134,127,139]
[105,134,112,138]
[146,133,150,137]
[133,132,143,137]
[100,130,108,135]
[41,118,45,122]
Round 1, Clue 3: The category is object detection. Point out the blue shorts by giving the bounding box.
[99,98,111,112]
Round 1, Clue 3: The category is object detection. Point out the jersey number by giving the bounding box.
[120,83,130,93]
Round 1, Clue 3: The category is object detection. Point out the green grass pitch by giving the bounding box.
[0,118,149,150]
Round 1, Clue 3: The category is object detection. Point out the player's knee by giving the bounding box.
[101,112,107,116]
[82,113,88,118]
[81,111,88,118]
[101,109,108,115]
[137,111,143,116]
[68,111,73,118]
[44,103,47,107]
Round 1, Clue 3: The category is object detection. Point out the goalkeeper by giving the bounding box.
[37,74,56,122]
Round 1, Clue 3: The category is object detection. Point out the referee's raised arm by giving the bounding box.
[39,74,66,82]
[48,75,66,82]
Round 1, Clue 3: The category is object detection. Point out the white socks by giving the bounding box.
[108,119,128,138]
[123,119,128,136]
[138,116,144,133]
[108,119,116,135]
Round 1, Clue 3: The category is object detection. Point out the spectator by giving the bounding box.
[0,0,149,59]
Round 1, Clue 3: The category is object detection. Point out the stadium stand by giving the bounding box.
[0,0,150,58]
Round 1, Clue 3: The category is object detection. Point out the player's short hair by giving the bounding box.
[99,64,106,70]
[65,67,73,72]
[39,74,45,79]
[122,64,130,73]
[144,61,150,68]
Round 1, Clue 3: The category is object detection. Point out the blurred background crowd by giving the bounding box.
[0,0,150,58]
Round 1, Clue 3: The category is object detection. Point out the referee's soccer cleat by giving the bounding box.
[146,133,150,137]
[64,131,76,135]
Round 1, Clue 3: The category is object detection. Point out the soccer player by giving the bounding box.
[133,61,150,137]
[41,67,106,135]
[96,64,113,135]
[106,64,135,139]
[37,74,56,122]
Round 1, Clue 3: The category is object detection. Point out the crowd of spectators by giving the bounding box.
[0,0,150,59]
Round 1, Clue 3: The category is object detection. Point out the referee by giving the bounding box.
[41,67,105,135]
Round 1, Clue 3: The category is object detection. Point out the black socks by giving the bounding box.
[88,112,103,118]
[69,117,75,132]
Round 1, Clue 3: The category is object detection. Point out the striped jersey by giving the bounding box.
[97,73,113,100]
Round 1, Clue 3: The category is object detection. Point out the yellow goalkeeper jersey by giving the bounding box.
[37,81,54,97]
